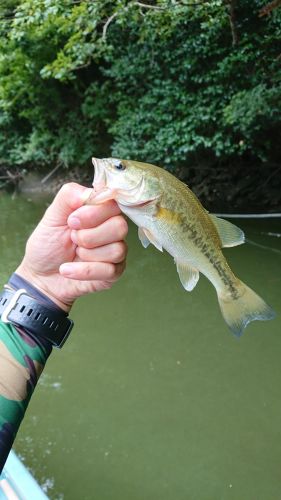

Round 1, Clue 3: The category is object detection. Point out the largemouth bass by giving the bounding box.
[86,157,275,336]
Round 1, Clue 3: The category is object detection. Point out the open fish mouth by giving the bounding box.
[92,157,107,191]
[91,157,157,206]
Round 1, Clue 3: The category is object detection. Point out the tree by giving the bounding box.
[0,1,280,208]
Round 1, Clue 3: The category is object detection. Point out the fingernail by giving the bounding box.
[60,263,74,276]
[71,230,78,244]
[68,216,81,229]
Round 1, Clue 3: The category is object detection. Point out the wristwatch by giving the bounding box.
[0,288,73,348]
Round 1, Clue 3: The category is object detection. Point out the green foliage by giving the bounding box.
[104,1,281,169]
[0,0,280,206]
[224,83,281,161]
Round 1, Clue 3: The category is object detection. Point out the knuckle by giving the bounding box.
[75,246,84,259]
[78,230,92,249]
[119,260,127,275]
[112,242,127,262]
[115,216,128,240]
[115,261,126,279]
[106,262,117,280]
[100,281,113,291]
[60,182,78,197]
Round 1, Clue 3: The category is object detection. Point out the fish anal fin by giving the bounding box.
[138,227,150,248]
[176,262,199,291]
[209,214,245,248]
[140,228,163,252]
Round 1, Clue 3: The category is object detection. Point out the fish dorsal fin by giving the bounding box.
[176,261,199,291]
[209,214,245,248]
[138,227,163,252]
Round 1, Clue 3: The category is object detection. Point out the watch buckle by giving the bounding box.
[1,288,27,323]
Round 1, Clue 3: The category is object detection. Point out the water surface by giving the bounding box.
[0,192,280,500]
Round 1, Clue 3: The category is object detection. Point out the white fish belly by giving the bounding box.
[118,203,227,291]
[120,204,199,264]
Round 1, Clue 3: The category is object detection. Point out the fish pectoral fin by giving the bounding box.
[176,262,199,291]
[138,227,151,248]
[209,214,245,248]
[141,228,163,252]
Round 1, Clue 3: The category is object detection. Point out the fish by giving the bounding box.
[85,157,276,336]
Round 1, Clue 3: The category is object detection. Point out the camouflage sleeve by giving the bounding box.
[0,320,51,471]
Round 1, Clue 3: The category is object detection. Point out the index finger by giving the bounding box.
[68,200,121,230]
[44,183,92,227]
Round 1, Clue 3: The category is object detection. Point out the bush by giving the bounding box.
[0,0,280,208]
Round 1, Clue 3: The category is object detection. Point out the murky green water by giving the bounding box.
[0,191,281,500]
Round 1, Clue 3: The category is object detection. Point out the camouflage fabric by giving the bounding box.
[0,320,51,471]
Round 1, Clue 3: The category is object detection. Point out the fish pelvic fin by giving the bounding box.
[218,281,276,337]
[139,228,163,252]
[138,227,150,248]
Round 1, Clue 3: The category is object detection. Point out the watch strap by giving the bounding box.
[0,288,73,348]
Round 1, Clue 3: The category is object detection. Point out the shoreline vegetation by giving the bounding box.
[0,163,92,196]
[0,1,280,212]
[0,160,280,213]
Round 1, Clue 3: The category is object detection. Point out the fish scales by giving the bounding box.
[154,176,239,298]
[86,157,275,336]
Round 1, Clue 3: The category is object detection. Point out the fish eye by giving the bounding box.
[114,162,126,171]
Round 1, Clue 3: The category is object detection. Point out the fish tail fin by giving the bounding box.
[217,281,276,337]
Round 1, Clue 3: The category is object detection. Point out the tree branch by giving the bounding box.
[259,0,281,17]
[102,0,210,41]
[226,0,239,46]
[102,12,118,40]
[102,2,164,41]
[133,2,165,10]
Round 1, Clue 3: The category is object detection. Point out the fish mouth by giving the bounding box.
[92,157,107,191]
[91,157,158,206]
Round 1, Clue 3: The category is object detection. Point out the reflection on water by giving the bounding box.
[261,232,281,237]
[0,192,280,500]
[246,238,281,256]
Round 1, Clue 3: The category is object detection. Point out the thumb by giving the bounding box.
[43,183,93,227]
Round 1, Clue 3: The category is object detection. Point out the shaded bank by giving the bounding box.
[1,161,280,213]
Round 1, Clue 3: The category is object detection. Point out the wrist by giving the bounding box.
[15,263,72,313]
[0,285,73,348]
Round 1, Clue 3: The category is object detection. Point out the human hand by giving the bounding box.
[16,183,128,311]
